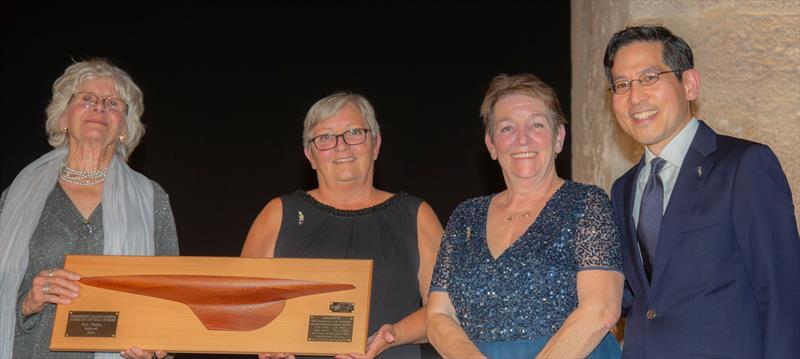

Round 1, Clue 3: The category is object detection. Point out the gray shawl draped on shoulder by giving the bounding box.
[0,147,155,359]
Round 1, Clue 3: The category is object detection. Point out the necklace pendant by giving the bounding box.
[506,212,531,222]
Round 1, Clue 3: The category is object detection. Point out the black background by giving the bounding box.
[2,2,570,357]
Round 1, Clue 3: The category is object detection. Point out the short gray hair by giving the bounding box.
[302,92,380,147]
[45,58,145,161]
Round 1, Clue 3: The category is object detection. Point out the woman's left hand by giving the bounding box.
[120,346,168,359]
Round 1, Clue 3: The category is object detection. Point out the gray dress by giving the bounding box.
[0,182,179,359]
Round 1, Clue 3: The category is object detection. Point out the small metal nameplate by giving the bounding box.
[307,315,353,342]
[65,311,119,337]
[329,302,354,313]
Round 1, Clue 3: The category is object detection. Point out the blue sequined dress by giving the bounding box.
[430,181,622,358]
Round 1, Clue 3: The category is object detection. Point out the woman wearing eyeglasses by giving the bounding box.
[242,92,443,359]
[0,59,178,359]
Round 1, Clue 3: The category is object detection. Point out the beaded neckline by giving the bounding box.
[294,190,407,217]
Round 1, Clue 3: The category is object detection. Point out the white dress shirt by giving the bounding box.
[633,117,699,228]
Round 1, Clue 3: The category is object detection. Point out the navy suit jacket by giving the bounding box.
[611,121,800,359]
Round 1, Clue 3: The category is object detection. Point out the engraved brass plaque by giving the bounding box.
[329,302,354,313]
[65,311,119,337]
[307,315,354,342]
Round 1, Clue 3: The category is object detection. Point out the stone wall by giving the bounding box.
[571,0,800,227]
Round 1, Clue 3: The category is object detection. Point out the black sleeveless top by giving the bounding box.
[275,190,423,359]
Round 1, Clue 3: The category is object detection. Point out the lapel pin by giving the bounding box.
[696,166,703,178]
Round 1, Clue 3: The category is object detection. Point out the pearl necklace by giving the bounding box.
[58,160,108,186]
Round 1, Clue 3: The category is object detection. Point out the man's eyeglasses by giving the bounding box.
[610,70,683,94]
[71,92,129,114]
[309,128,371,151]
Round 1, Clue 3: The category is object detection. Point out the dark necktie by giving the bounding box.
[637,157,666,282]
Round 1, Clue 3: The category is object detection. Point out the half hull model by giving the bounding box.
[80,275,355,331]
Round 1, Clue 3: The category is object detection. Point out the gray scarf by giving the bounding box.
[0,147,154,359]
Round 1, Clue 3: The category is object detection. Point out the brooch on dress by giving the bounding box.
[298,211,305,225]
[466,226,471,240]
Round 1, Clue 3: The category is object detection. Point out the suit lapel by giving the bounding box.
[623,158,651,300]
[650,121,717,291]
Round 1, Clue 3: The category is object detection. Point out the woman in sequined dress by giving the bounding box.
[241,92,443,359]
[0,59,178,359]
[426,73,623,358]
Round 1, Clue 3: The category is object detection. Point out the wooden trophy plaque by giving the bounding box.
[50,255,372,355]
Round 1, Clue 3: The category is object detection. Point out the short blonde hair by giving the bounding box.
[45,58,145,161]
[479,73,567,138]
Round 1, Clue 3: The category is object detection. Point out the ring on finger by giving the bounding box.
[42,284,50,295]
[47,269,55,277]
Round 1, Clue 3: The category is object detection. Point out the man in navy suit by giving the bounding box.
[605,25,800,358]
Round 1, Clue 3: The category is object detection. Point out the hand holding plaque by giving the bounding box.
[22,268,80,316]
[334,323,398,359]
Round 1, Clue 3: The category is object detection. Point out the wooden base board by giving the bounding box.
[50,255,372,355]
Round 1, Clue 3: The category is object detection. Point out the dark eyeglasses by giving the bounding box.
[308,128,371,150]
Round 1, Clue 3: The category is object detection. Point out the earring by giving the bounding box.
[61,127,68,133]
[119,135,127,144]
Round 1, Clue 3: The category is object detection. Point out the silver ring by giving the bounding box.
[42,284,50,295]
